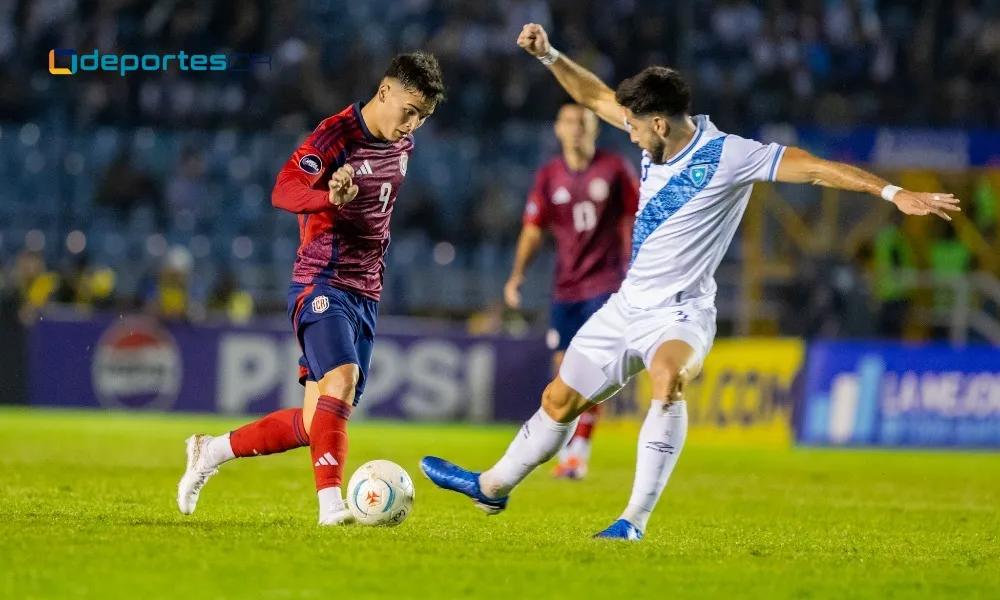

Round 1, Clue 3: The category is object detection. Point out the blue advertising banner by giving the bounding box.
[798,342,1000,448]
[29,315,551,422]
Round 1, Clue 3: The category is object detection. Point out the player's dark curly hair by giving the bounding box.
[385,52,447,106]
[615,66,691,118]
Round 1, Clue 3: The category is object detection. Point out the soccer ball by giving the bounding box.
[346,459,415,526]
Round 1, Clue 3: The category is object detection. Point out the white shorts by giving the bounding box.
[558,292,717,402]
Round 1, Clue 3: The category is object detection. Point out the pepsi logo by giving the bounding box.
[91,318,182,410]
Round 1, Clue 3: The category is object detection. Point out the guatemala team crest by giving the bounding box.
[689,165,708,185]
[311,296,330,314]
[399,152,408,175]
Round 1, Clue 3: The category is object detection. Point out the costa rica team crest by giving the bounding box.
[399,152,408,175]
[588,177,610,202]
[311,295,330,314]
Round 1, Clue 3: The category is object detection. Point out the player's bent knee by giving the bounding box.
[648,362,689,402]
[541,377,589,423]
[317,363,360,404]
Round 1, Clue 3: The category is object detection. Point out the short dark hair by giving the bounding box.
[385,52,446,106]
[614,66,691,118]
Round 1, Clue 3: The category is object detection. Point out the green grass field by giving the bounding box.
[1,408,997,599]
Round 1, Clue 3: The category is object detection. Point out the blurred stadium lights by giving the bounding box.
[66,231,87,254]
[25,229,45,253]
[146,234,168,257]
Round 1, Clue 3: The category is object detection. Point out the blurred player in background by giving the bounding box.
[421,23,961,541]
[177,52,446,525]
[504,103,638,480]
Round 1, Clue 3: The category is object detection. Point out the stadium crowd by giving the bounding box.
[3,0,1000,130]
[1,0,998,339]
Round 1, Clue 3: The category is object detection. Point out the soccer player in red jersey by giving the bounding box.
[504,103,639,480]
[177,53,445,525]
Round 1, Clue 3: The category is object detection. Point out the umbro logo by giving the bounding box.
[355,160,373,176]
[314,452,338,467]
[645,441,675,454]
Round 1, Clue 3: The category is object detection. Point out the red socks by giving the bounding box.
[571,403,602,441]
[310,396,352,492]
[229,408,309,458]
[226,397,351,494]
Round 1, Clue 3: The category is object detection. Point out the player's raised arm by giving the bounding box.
[775,147,961,221]
[517,24,625,131]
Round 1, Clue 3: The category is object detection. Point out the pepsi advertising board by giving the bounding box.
[798,342,1000,448]
[29,315,551,422]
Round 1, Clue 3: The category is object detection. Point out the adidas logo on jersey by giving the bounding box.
[355,160,373,176]
[314,452,338,467]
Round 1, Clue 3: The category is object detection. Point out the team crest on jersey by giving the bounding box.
[399,152,408,175]
[689,165,708,186]
[588,178,610,202]
[299,154,323,175]
[552,187,571,204]
[311,295,330,314]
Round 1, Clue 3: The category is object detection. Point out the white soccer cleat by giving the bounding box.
[177,434,220,515]
[318,499,356,526]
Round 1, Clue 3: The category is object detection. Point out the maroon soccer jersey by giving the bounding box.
[523,150,639,302]
[272,102,413,301]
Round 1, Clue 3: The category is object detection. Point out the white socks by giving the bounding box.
[480,408,578,498]
[317,486,344,512]
[621,400,688,532]
[206,433,236,467]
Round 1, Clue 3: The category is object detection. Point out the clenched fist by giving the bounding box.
[517,23,551,58]
[328,164,359,208]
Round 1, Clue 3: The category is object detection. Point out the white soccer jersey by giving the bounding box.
[620,115,786,310]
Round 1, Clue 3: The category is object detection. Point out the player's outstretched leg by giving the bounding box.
[594,340,696,541]
[177,407,310,514]
[553,403,602,480]
[421,376,586,514]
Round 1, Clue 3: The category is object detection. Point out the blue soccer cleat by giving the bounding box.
[419,456,509,515]
[593,519,644,541]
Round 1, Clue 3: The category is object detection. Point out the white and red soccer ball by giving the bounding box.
[346,460,415,526]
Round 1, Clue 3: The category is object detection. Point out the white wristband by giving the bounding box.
[537,46,560,66]
[881,185,902,202]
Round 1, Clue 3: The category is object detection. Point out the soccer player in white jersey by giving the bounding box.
[421,23,961,541]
